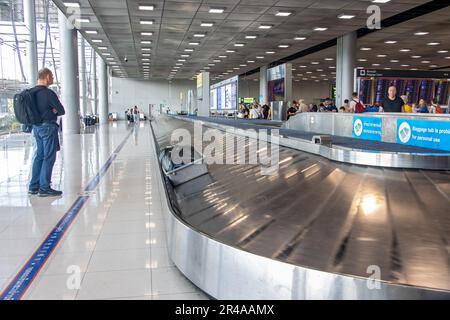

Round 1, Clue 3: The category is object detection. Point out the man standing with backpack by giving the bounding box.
[27,68,65,197]
[350,92,365,113]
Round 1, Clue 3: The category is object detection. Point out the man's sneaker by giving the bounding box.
[38,188,63,197]
[28,189,39,195]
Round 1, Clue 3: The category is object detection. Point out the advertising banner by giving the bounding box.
[352,116,382,141]
[396,119,450,151]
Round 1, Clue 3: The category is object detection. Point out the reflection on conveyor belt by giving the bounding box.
[151,115,450,293]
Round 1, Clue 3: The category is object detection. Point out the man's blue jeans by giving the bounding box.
[29,123,60,192]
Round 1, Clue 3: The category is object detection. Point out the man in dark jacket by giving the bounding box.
[29,68,65,197]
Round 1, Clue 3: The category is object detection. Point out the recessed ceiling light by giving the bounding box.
[141,40,152,44]
[138,5,154,11]
[275,11,292,17]
[226,50,235,53]
[401,64,410,67]
[247,60,255,63]
[414,31,429,36]
[314,27,328,31]
[106,58,114,60]
[102,53,111,56]
[256,56,264,59]
[399,48,411,52]
[173,66,180,69]
[63,2,80,8]
[189,42,200,45]
[98,46,107,50]
[429,65,438,68]
[142,53,151,57]
[240,64,247,67]
[421,60,431,63]
[234,43,245,47]
[384,40,397,44]
[324,58,334,61]
[218,55,227,58]
[209,8,224,13]
[85,30,97,34]
[372,0,391,3]
[181,54,190,57]
[411,55,422,58]
[245,35,257,39]
[201,22,214,27]
[76,18,90,23]
[306,71,312,74]
[194,33,205,38]
[142,58,150,61]
[278,45,290,48]
[437,50,448,53]
[143,63,150,65]
[294,36,306,41]
[141,32,153,36]
[390,59,399,63]
[377,54,387,57]
[259,25,272,29]
[208,63,215,66]
[233,67,240,70]
[184,48,194,52]
[265,51,275,54]
[178,59,186,62]
[427,42,440,46]
[311,61,319,64]
[213,60,221,63]
[299,65,307,68]
[338,14,355,19]
[142,48,151,51]
[372,63,380,66]
[317,69,323,72]
[140,19,154,25]
[358,58,367,62]
[445,56,450,59]
[360,47,371,51]
[384,68,391,70]
[329,66,335,69]
[176,63,183,66]
[92,39,102,43]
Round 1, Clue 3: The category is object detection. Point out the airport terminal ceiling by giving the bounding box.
[50,0,450,81]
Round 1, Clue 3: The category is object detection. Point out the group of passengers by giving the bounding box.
[238,102,271,119]
[287,85,445,120]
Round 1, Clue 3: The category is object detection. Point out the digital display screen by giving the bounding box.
[210,76,238,111]
[267,64,286,102]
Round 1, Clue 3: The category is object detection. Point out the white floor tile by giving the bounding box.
[43,252,93,275]
[101,220,150,235]
[0,255,28,279]
[150,247,174,269]
[76,269,151,300]
[87,248,151,272]
[56,234,98,253]
[151,267,199,296]
[94,233,150,251]
[25,274,80,300]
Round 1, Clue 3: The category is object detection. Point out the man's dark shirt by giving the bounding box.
[324,105,338,112]
[287,106,297,120]
[31,85,65,122]
[381,96,403,113]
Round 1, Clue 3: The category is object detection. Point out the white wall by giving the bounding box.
[110,77,196,119]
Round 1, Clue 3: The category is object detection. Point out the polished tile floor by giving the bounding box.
[0,121,208,300]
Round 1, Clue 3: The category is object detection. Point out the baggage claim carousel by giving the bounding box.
[150,115,450,299]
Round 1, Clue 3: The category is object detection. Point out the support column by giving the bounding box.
[58,10,80,134]
[23,0,38,85]
[336,31,357,109]
[79,38,88,117]
[196,72,210,117]
[91,50,97,115]
[259,66,268,105]
[98,58,108,124]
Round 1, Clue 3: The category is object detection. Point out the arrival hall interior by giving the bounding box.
[0,0,449,301]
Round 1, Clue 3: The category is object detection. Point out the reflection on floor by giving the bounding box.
[0,121,208,300]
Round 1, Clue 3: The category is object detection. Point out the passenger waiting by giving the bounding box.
[287,102,298,120]
[297,99,309,113]
[380,86,403,112]
[418,99,429,113]
[401,95,412,113]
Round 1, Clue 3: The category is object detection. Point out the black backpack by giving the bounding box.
[13,88,44,132]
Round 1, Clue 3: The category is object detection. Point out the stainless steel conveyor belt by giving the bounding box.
[151,115,450,299]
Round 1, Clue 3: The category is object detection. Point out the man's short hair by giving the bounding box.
[352,92,357,97]
[38,68,53,80]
